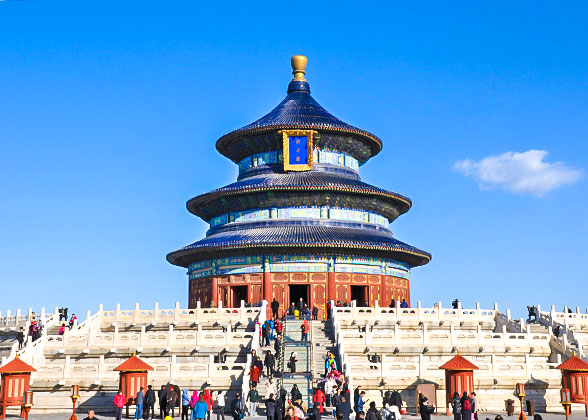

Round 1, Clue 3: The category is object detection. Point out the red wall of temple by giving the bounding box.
[188,272,410,319]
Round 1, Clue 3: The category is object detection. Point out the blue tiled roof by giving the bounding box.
[167,224,431,268]
[216,80,382,158]
[187,171,412,220]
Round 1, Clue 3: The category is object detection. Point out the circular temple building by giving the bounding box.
[167,55,431,317]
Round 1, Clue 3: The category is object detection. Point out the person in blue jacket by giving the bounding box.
[193,393,209,420]
[182,389,191,420]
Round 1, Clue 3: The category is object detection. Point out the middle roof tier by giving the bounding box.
[187,171,412,223]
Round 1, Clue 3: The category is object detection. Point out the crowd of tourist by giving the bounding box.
[111,384,227,420]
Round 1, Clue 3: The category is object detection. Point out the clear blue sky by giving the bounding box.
[1,1,587,319]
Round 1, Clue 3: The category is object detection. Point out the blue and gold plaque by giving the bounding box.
[281,129,315,171]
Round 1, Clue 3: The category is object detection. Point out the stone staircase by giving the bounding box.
[278,317,313,408]
[311,320,338,379]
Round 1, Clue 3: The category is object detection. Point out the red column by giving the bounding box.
[327,271,335,303]
[263,271,272,301]
[263,257,272,318]
[211,277,218,306]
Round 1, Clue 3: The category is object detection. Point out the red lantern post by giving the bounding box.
[21,391,33,420]
[515,383,526,420]
[561,388,571,420]
[69,385,79,420]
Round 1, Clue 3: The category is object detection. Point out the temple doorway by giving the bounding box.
[288,284,310,309]
[350,285,369,305]
[231,285,248,307]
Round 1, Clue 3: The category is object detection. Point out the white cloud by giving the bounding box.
[453,150,583,197]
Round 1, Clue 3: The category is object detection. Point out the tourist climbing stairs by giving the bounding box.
[277,316,313,409]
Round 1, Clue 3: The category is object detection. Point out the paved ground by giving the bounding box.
[6,414,588,420]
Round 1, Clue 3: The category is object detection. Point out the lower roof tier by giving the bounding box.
[167,224,431,268]
[187,171,412,222]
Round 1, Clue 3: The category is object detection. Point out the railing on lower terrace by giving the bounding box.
[332,300,498,326]
[33,355,246,384]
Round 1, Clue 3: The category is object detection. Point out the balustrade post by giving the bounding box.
[208,354,214,380]
[524,354,530,378]
[168,324,174,346]
[87,326,93,347]
[171,354,177,381]
[437,301,442,321]
[477,325,482,346]
[240,300,245,321]
[116,303,121,322]
[64,355,71,379]
[40,307,46,321]
[153,302,159,323]
[380,354,385,379]
[197,324,203,345]
[394,323,399,345]
[422,323,427,345]
[520,318,525,333]
[98,355,105,380]
[114,325,119,347]
[133,303,140,324]
[140,325,146,346]
[476,302,480,318]
[197,301,202,319]
[417,301,422,323]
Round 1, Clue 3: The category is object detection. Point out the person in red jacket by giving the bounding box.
[313,389,326,413]
[249,364,261,387]
[113,391,127,420]
[201,389,214,420]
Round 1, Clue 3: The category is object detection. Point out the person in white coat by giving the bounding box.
[324,377,336,407]
[265,378,277,400]
[382,403,401,420]
[214,391,226,420]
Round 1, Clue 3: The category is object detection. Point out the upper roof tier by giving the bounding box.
[216,55,383,164]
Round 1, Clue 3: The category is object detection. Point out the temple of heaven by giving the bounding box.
[167,55,431,317]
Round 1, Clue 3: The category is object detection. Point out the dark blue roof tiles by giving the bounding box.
[166,224,431,268]
[216,80,382,157]
[187,171,412,211]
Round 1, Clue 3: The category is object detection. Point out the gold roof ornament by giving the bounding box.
[291,55,308,81]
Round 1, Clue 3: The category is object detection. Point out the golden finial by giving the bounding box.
[133,351,137,356]
[574,351,577,357]
[291,55,308,81]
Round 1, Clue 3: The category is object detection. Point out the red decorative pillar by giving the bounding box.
[211,277,219,306]
[327,257,336,303]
